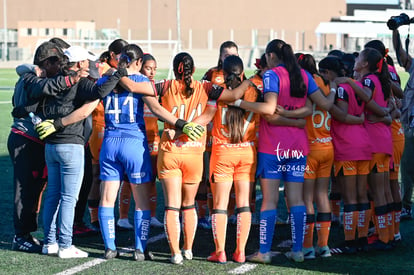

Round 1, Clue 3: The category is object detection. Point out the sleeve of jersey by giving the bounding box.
[306,71,319,95]
[201,69,213,81]
[362,77,375,93]
[336,86,349,103]
[262,70,279,94]
[155,80,168,97]
[25,73,73,99]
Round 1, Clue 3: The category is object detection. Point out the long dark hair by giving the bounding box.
[361,47,391,100]
[217,41,238,69]
[266,39,306,98]
[318,56,346,79]
[222,55,245,143]
[117,44,144,69]
[173,52,194,97]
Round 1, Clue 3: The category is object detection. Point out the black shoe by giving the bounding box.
[12,235,42,253]
[133,249,145,261]
[370,240,393,251]
[145,249,154,261]
[104,248,118,259]
[357,237,370,252]
[401,207,412,220]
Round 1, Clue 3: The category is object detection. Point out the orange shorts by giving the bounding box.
[334,160,370,176]
[369,153,390,173]
[157,150,203,183]
[147,135,160,157]
[390,139,404,180]
[210,143,257,183]
[305,147,334,179]
[89,124,105,164]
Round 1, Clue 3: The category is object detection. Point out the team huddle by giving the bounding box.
[7,33,410,265]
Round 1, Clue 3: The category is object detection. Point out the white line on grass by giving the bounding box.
[228,264,258,274]
[54,259,106,275]
[0,101,11,104]
[54,232,167,275]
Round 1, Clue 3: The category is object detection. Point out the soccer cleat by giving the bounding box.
[315,246,331,258]
[58,245,88,259]
[303,247,316,260]
[104,248,118,259]
[394,232,402,242]
[117,218,134,230]
[198,217,212,229]
[150,217,164,228]
[144,249,155,261]
[246,251,271,264]
[330,245,357,255]
[42,243,59,255]
[207,251,227,264]
[12,235,42,253]
[182,249,193,260]
[170,253,184,265]
[232,251,245,263]
[400,207,412,220]
[285,251,304,262]
[369,240,393,251]
[133,249,145,262]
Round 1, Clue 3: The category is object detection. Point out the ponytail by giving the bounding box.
[173,52,194,97]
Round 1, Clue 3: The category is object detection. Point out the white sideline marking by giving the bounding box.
[228,264,258,274]
[54,259,106,275]
[55,233,167,274]
[0,101,11,104]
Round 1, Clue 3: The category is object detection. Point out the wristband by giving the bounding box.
[53,117,64,131]
[330,88,337,93]
[175,118,187,130]
[234,99,242,107]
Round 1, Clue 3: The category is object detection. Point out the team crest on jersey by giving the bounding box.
[264,76,270,89]
[364,78,372,87]
[215,76,224,84]
[337,87,345,99]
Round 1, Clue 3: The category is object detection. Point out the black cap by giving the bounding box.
[33,42,63,65]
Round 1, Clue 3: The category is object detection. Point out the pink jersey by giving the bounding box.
[331,82,372,161]
[258,67,309,157]
[362,74,393,155]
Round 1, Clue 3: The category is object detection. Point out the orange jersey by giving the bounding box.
[143,103,159,143]
[391,118,404,141]
[211,86,259,147]
[159,79,218,154]
[305,74,332,150]
[249,74,264,93]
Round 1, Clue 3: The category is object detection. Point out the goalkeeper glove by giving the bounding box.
[35,118,64,140]
[175,119,205,141]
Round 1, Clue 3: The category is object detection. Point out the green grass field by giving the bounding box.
[1,68,414,274]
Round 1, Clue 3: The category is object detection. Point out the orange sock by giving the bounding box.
[182,206,198,251]
[374,205,389,243]
[343,206,358,241]
[394,203,401,235]
[387,210,394,242]
[119,181,131,219]
[316,212,331,248]
[211,210,228,252]
[149,183,157,217]
[357,206,371,239]
[303,214,315,249]
[164,208,181,255]
[235,208,251,254]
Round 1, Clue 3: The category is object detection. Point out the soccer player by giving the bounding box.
[140,53,163,227]
[98,45,204,260]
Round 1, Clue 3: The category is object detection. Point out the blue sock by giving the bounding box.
[259,209,277,254]
[290,205,306,252]
[134,210,151,251]
[98,206,116,250]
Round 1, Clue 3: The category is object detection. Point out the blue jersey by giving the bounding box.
[99,73,149,139]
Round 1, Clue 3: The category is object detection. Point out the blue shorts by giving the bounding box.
[256,152,307,183]
[100,137,152,184]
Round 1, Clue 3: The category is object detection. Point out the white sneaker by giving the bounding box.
[117,218,134,230]
[42,243,59,255]
[182,249,193,260]
[150,217,164,228]
[58,245,88,259]
[170,253,183,265]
